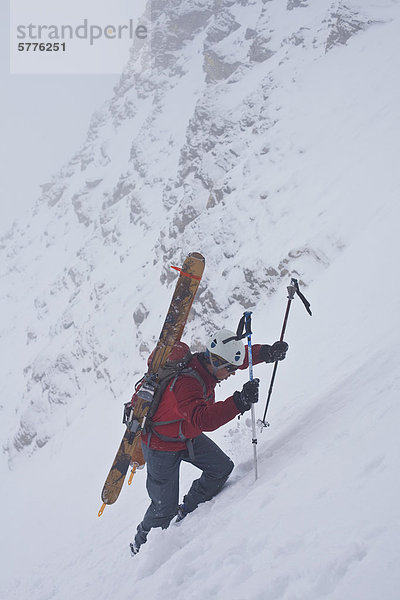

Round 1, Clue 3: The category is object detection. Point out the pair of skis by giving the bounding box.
[98,252,205,516]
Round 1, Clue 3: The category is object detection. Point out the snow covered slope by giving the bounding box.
[1,0,399,598]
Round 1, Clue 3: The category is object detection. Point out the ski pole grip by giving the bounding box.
[244,311,252,336]
[244,311,254,381]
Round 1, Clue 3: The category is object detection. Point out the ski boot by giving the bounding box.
[130,541,140,556]
[175,504,188,523]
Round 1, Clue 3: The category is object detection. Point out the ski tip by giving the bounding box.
[98,503,106,517]
[188,252,205,261]
[170,253,205,279]
[170,266,202,281]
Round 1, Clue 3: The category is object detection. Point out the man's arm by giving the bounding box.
[174,377,240,432]
[240,343,288,369]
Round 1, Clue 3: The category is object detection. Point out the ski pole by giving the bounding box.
[244,311,258,481]
[258,278,312,429]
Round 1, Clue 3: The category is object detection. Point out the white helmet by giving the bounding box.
[205,329,245,367]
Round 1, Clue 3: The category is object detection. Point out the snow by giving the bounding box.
[1,1,400,599]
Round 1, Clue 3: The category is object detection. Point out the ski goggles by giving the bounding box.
[209,353,238,372]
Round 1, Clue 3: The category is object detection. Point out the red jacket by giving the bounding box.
[142,345,265,452]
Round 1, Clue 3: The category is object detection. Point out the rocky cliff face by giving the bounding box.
[0,0,386,463]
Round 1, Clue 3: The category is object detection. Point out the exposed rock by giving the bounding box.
[133,303,150,325]
[287,0,309,10]
[203,50,242,82]
[325,8,373,52]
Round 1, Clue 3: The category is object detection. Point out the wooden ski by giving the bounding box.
[98,252,205,516]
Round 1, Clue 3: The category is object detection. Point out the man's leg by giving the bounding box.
[181,434,234,514]
[134,444,183,549]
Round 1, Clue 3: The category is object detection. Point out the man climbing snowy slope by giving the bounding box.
[131,328,288,555]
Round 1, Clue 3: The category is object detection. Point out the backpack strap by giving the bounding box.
[146,368,210,458]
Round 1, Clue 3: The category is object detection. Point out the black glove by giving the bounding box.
[259,341,288,363]
[233,378,259,413]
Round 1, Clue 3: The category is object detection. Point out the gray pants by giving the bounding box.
[135,434,234,547]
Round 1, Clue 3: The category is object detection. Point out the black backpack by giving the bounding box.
[123,342,208,438]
